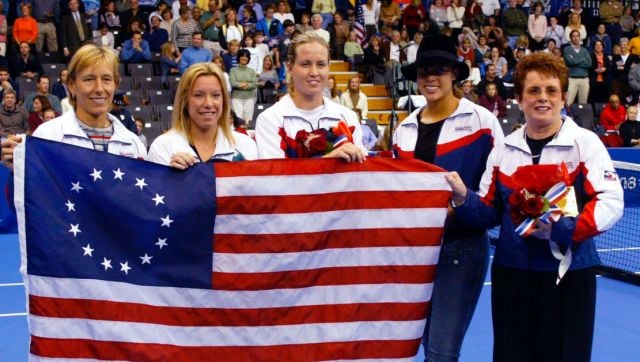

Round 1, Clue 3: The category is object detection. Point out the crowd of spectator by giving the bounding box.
[0,0,640,148]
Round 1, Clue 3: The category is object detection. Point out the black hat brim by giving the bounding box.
[401,51,470,82]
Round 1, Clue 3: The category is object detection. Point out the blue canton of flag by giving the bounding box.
[16,137,216,289]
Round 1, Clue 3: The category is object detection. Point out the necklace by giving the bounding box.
[191,131,218,160]
[194,142,214,152]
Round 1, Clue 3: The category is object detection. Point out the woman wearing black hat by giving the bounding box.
[394,35,504,361]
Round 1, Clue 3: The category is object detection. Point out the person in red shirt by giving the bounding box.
[27,95,53,133]
[599,93,626,146]
[12,3,38,50]
[479,82,507,118]
[457,37,475,64]
[402,0,426,38]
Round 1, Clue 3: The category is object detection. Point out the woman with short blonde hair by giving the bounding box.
[1,43,146,168]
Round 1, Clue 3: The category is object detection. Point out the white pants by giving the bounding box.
[232,97,256,126]
[567,77,590,105]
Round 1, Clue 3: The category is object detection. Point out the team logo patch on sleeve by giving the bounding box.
[604,170,619,181]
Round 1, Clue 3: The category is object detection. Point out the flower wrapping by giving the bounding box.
[509,163,577,237]
[508,162,579,285]
[283,121,355,158]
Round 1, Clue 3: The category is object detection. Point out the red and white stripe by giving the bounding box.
[354,21,366,45]
[27,158,450,360]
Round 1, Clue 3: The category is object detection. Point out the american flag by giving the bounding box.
[353,0,367,44]
[15,137,450,360]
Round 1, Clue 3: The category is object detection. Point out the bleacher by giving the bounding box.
[329,61,408,128]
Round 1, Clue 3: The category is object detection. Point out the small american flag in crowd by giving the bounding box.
[14,137,450,360]
[354,0,367,44]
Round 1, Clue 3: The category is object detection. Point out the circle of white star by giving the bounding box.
[140,253,153,264]
[113,168,125,180]
[70,182,83,193]
[101,257,112,271]
[120,261,132,274]
[82,243,94,257]
[152,193,165,206]
[155,238,168,249]
[69,224,81,237]
[67,167,173,277]
[135,178,148,190]
[160,215,174,227]
[90,168,103,181]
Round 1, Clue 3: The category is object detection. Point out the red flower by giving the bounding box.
[308,130,328,153]
[508,163,570,226]
[295,130,310,143]
[284,121,355,158]
[522,195,545,217]
[511,163,570,195]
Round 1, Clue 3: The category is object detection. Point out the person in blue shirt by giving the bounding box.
[160,41,181,83]
[256,5,283,45]
[589,23,613,55]
[120,31,152,64]
[109,93,138,134]
[222,40,240,72]
[51,68,69,101]
[179,32,213,74]
[144,15,169,53]
[238,0,264,22]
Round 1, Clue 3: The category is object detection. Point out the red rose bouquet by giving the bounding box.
[283,121,356,158]
[508,163,577,237]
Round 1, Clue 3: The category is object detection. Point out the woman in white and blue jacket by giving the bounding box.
[394,35,504,361]
[446,52,624,361]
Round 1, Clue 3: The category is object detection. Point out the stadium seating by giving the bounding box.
[501,101,525,135]
[128,63,155,79]
[164,76,182,92]
[15,78,37,101]
[155,105,174,130]
[122,90,145,107]
[570,103,596,130]
[142,120,164,145]
[42,63,66,80]
[146,90,173,106]
[130,105,155,123]
[118,76,136,91]
[136,75,165,91]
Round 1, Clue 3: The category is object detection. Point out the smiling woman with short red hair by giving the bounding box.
[446,52,624,361]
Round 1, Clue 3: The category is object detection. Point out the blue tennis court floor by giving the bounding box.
[1,233,639,361]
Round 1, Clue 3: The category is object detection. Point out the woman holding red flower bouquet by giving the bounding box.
[394,34,505,362]
[446,52,624,362]
[254,32,366,161]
